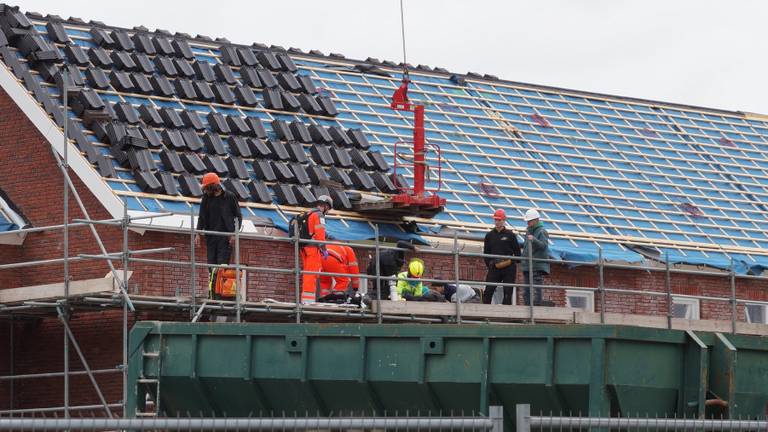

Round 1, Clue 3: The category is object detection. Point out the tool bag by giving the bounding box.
[211,268,240,299]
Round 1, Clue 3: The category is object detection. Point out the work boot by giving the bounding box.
[347,291,365,308]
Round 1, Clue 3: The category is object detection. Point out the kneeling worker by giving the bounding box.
[391,258,428,301]
[432,281,481,303]
[318,244,360,302]
[366,240,415,300]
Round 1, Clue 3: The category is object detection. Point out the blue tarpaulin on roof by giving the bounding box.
[421,225,644,265]
[270,212,426,243]
[661,249,768,276]
[186,202,768,273]
[549,239,645,266]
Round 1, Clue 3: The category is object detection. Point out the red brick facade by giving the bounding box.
[0,86,767,415]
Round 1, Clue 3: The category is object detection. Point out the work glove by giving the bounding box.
[320,247,329,259]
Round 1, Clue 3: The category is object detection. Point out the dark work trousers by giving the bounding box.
[522,271,544,306]
[369,272,397,301]
[206,234,232,300]
[483,266,516,305]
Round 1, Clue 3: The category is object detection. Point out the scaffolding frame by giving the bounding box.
[1,71,768,420]
[3,202,768,417]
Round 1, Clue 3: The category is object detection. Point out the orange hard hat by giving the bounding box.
[201,172,220,188]
[493,209,506,220]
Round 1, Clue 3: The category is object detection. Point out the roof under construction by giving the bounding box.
[0,4,766,273]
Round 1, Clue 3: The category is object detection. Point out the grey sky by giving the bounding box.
[20,0,768,114]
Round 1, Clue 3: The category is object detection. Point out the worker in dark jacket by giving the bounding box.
[194,173,242,298]
[483,209,521,305]
[521,209,550,306]
[366,240,415,300]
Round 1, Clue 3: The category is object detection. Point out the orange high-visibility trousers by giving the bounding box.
[301,246,322,303]
[319,253,350,296]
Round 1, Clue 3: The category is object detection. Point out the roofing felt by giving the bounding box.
[0,5,766,273]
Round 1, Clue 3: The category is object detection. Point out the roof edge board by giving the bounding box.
[28,14,752,119]
[0,186,28,229]
[0,60,124,219]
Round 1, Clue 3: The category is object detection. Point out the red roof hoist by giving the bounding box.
[353,1,445,218]
[389,75,446,216]
[353,75,446,218]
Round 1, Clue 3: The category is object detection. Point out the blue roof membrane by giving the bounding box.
[270,212,425,243]
[660,248,768,276]
[549,238,644,266]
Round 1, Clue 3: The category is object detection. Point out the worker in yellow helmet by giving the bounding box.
[391,258,428,301]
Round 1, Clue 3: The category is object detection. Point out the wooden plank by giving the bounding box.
[373,301,577,322]
[0,272,131,304]
[576,312,669,328]
[576,312,768,336]
[353,201,395,211]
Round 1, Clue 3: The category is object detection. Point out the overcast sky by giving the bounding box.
[20,0,768,114]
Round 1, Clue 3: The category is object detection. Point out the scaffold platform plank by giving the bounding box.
[0,272,130,304]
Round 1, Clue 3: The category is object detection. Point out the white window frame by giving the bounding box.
[745,303,768,324]
[565,289,595,312]
[671,296,700,320]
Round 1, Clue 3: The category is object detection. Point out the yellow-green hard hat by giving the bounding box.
[408,258,424,278]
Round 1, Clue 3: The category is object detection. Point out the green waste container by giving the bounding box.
[127,322,768,429]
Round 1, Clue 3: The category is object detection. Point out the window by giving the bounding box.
[672,297,700,320]
[746,304,767,324]
[566,290,595,312]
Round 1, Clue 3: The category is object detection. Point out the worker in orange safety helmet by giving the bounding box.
[194,172,242,299]
[482,209,521,305]
[318,244,360,302]
[296,195,333,304]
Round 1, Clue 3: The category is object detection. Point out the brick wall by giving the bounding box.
[0,245,20,288]
[1,82,768,415]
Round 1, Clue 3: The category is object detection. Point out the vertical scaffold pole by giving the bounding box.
[598,246,605,324]
[61,67,70,423]
[665,253,672,330]
[453,230,461,324]
[294,222,302,323]
[235,223,241,323]
[527,237,535,324]
[189,205,196,318]
[121,202,129,416]
[730,257,737,334]
[374,224,382,324]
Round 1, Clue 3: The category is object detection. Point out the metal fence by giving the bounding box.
[516,404,768,431]
[0,407,503,431]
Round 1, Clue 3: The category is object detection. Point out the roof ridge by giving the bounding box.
[23,8,750,118]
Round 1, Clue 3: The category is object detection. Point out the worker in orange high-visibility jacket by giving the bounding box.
[319,244,360,298]
[300,195,333,303]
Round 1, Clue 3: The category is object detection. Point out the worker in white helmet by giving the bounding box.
[521,209,550,306]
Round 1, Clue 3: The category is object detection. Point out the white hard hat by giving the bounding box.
[317,195,334,208]
[524,208,540,222]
